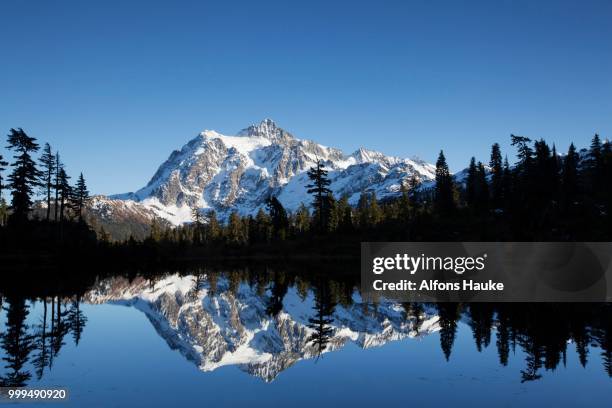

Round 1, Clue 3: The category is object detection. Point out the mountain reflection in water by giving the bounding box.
[1,268,611,388]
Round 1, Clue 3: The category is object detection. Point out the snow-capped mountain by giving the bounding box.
[84,273,439,382]
[109,119,436,224]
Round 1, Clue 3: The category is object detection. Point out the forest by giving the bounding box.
[1,128,611,266]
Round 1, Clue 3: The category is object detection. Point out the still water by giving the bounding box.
[0,268,610,407]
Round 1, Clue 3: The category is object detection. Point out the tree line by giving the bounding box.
[0,128,94,251]
[2,128,610,257]
[0,128,90,225]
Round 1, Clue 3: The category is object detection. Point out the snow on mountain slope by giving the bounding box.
[84,273,440,382]
[109,119,436,224]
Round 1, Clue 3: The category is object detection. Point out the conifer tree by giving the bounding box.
[54,152,62,221]
[336,194,354,232]
[265,196,288,239]
[72,173,89,222]
[489,143,503,208]
[369,192,383,226]
[510,134,534,210]
[6,128,41,222]
[357,191,370,228]
[590,133,602,167]
[533,139,556,205]
[254,207,271,243]
[510,134,533,172]
[562,143,579,209]
[586,134,603,197]
[205,210,221,242]
[306,160,332,233]
[551,144,560,197]
[227,211,244,244]
[398,184,412,224]
[466,157,478,210]
[191,208,204,244]
[434,150,455,216]
[476,161,489,213]
[57,168,71,223]
[149,218,162,241]
[325,193,338,232]
[39,143,55,221]
[501,156,512,210]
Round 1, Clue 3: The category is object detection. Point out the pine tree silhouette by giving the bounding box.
[434,150,456,216]
[306,160,332,233]
[72,173,89,222]
[489,143,503,208]
[39,143,55,221]
[5,128,41,223]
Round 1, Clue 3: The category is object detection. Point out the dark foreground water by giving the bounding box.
[0,268,610,407]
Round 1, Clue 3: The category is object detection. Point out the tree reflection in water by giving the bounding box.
[0,268,611,386]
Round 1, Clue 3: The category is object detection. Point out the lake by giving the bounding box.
[0,267,610,407]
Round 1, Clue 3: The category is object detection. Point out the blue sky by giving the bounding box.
[1,0,610,195]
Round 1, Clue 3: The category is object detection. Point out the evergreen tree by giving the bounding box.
[501,156,512,210]
[589,133,602,168]
[510,134,534,213]
[72,173,89,222]
[489,143,503,208]
[562,143,579,209]
[205,210,221,242]
[476,161,489,213]
[57,168,71,222]
[265,196,289,240]
[0,297,36,386]
[149,218,162,241]
[397,184,412,224]
[337,194,354,232]
[39,143,55,221]
[466,157,478,210]
[551,144,560,197]
[434,150,456,216]
[437,303,460,361]
[369,192,383,226]
[66,298,87,346]
[307,283,336,357]
[533,139,556,206]
[6,128,41,222]
[227,210,244,244]
[54,152,62,221]
[510,134,533,172]
[306,160,332,233]
[191,208,204,244]
[254,207,271,243]
[357,191,370,228]
[586,134,603,197]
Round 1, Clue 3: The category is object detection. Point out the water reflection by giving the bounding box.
[0,295,87,387]
[1,268,611,386]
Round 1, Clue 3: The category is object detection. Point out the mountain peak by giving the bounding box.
[237,118,291,141]
[110,120,437,226]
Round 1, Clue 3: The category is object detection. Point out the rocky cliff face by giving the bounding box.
[107,119,436,224]
[84,274,440,382]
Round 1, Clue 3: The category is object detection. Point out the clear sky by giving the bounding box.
[1,0,610,195]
